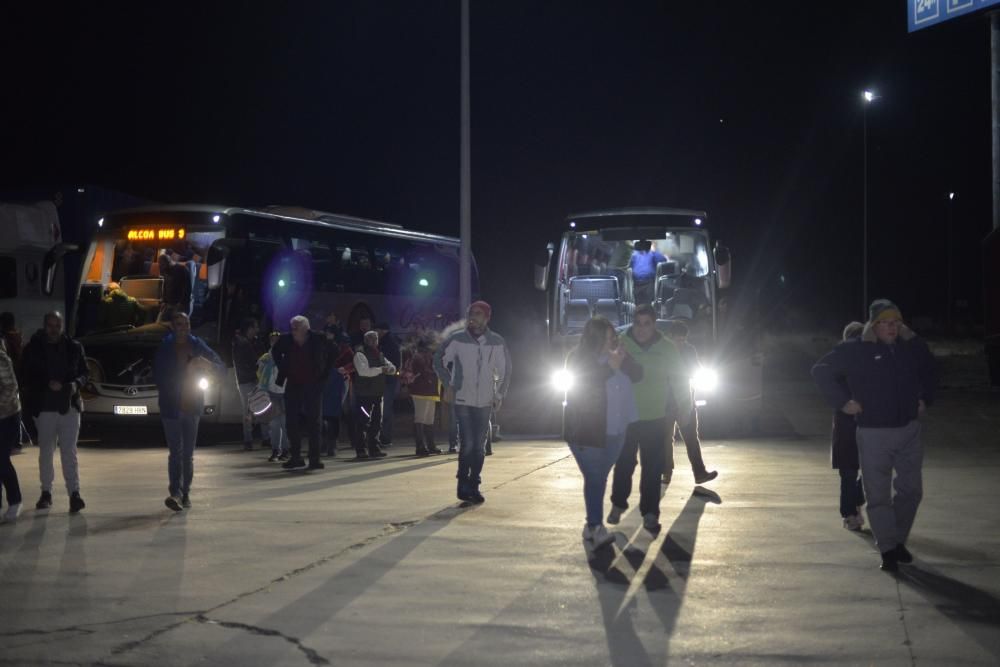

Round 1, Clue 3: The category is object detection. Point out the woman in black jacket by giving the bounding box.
[563,316,642,550]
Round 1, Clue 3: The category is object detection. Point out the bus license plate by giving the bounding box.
[114,405,148,415]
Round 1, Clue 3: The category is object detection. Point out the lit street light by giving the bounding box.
[862,89,879,317]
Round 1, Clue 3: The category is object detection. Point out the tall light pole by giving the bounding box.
[862,89,878,317]
[459,0,472,314]
[947,192,956,330]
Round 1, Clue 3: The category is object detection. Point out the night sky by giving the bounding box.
[1,1,993,336]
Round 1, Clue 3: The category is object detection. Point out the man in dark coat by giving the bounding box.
[20,312,89,513]
[271,315,334,470]
[832,321,866,531]
[812,299,936,573]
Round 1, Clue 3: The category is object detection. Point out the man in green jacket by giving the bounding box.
[608,305,692,532]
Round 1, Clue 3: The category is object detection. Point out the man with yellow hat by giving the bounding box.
[811,299,936,573]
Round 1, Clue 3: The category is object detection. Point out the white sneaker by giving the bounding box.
[606,504,625,525]
[3,503,21,523]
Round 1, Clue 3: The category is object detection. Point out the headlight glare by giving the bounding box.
[691,367,718,393]
[551,369,574,392]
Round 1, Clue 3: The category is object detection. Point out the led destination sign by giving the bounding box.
[126,228,186,241]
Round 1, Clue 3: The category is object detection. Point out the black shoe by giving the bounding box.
[165,495,183,512]
[880,550,899,573]
[69,492,85,514]
[895,544,914,564]
[470,490,485,504]
[485,444,493,456]
[181,494,191,509]
[355,450,371,460]
[268,452,280,462]
[694,470,718,485]
[307,460,325,470]
[457,485,475,502]
[415,448,430,457]
[277,452,289,461]
[426,445,443,455]
[36,491,52,510]
[369,447,387,458]
[281,458,307,470]
[380,441,393,449]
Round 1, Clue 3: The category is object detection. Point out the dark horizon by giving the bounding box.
[1,1,995,333]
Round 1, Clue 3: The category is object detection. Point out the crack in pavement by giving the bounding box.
[108,519,421,661]
[490,453,572,489]
[895,578,917,667]
[195,614,330,666]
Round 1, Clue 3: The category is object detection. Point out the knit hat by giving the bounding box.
[468,300,492,319]
[868,299,903,324]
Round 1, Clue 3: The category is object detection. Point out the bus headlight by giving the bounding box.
[198,377,210,391]
[691,367,718,393]
[551,369,574,392]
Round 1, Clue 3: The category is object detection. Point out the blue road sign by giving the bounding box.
[908,0,1000,32]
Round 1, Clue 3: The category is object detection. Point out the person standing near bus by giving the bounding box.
[351,330,394,459]
[271,315,334,471]
[434,301,511,504]
[629,240,667,306]
[376,322,402,448]
[405,333,443,457]
[154,311,224,511]
[664,320,717,486]
[0,338,23,522]
[232,318,262,450]
[20,312,89,514]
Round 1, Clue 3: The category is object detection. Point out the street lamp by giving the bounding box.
[862,89,879,317]
[947,192,956,330]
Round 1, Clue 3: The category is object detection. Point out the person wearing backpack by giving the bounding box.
[404,335,443,457]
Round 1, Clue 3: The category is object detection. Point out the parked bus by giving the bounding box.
[534,207,763,430]
[71,204,476,423]
[0,200,76,333]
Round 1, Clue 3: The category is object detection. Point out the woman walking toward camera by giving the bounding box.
[563,316,642,550]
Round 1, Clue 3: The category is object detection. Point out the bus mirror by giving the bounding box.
[533,243,554,291]
[714,243,732,290]
[42,242,78,296]
[206,240,240,290]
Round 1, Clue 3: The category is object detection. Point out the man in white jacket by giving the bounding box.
[433,301,511,503]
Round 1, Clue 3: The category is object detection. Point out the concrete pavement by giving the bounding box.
[0,380,998,666]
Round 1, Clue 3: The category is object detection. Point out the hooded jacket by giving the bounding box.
[433,325,511,409]
[20,331,89,418]
[812,324,936,429]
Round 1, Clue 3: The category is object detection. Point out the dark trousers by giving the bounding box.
[666,408,707,476]
[284,382,323,464]
[0,413,22,506]
[839,467,866,518]
[353,395,383,454]
[323,417,341,453]
[610,418,667,517]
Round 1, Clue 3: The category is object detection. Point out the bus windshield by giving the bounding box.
[76,228,225,339]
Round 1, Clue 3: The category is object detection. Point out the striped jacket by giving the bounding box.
[0,342,21,419]
[433,327,511,408]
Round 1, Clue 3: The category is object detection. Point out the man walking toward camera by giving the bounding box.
[20,312,89,514]
[434,301,511,504]
[812,299,936,573]
[153,312,224,511]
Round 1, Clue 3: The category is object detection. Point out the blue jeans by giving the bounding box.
[455,405,491,488]
[163,412,200,497]
[448,402,459,449]
[570,433,626,527]
[380,377,399,444]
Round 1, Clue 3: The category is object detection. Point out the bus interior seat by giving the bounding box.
[655,260,679,282]
[119,277,164,313]
[595,298,622,325]
[565,299,591,332]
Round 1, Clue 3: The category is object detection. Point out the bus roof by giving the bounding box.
[103,204,462,247]
[566,207,708,221]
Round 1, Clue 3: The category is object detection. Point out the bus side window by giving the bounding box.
[0,257,16,298]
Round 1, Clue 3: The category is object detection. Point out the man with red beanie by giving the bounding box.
[433,301,511,503]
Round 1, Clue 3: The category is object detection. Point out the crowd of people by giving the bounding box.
[0,296,937,576]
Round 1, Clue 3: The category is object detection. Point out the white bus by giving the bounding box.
[0,200,76,332]
[72,204,476,423]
